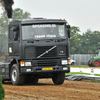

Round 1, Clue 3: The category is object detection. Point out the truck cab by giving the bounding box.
[0,18,70,85]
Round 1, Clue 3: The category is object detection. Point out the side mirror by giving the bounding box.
[67,25,70,38]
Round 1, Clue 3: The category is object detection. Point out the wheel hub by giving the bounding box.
[95,61,99,66]
[12,68,17,82]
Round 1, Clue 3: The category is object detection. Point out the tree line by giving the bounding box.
[0,8,100,54]
[70,26,100,54]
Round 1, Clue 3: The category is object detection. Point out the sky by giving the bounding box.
[0,0,100,33]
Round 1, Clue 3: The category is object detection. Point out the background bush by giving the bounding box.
[0,75,5,100]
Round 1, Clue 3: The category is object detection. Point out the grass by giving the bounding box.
[70,65,100,68]
[66,72,100,76]
[70,65,89,67]
[66,72,90,75]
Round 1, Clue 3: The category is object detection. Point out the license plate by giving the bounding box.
[42,67,53,70]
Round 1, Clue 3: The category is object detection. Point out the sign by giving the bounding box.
[35,35,56,38]
[32,24,56,28]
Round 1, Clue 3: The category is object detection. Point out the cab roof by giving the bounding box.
[10,18,67,25]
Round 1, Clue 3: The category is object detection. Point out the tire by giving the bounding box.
[88,60,93,67]
[52,73,65,85]
[93,60,100,67]
[71,62,74,65]
[11,64,25,85]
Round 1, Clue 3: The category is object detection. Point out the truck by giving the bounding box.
[88,51,100,67]
[0,18,70,85]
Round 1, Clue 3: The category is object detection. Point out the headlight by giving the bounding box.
[62,60,68,65]
[25,62,32,66]
[20,61,32,66]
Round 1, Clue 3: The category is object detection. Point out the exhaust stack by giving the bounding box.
[0,0,14,18]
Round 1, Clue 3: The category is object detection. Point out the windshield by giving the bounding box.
[22,24,67,40]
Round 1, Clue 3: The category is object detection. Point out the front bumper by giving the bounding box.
[20,65,70,74]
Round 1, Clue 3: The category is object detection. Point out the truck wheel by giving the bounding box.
[94,60,100,67]
[52,73,65,85]
[11,64,25,85]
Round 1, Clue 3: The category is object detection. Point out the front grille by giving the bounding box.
[35,59,60,67]
[36,46,57,58]
[24,46,36,59]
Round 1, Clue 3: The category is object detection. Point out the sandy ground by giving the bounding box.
[3,79,100,100]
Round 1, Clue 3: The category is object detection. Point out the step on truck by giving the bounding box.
[0,18,70,85]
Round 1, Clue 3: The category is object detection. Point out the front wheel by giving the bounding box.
[11,64,25,85]
[52,73,65,85]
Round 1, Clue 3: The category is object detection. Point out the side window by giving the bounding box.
[9,27,13,40]
[9,26,19,41]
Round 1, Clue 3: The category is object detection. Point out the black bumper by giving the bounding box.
[20,66,70,74]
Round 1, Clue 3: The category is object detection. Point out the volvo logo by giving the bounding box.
[45,50,49,54]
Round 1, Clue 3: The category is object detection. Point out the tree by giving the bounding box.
[0,8,31,34]
[12,8,31,20]
[0,34,8,52]
[70,26,81,54]
[0,8,31,53]
[0,75,5,100]
[80,29,100,54]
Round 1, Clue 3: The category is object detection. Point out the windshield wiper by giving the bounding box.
[25,37,66,43]
[26,39,39,43]
[53,37,66,42]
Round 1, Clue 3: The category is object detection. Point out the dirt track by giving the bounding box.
[3,79,100,100]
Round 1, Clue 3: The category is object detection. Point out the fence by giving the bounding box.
[70,54,96,65]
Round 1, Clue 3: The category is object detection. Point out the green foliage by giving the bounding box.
[0,8,31,53]
[12,8,31,20]
[70,26,81,54]
[0,34,8,52]
[80,29,100,54]
[0,75,5,100]
[70,27,100,54]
